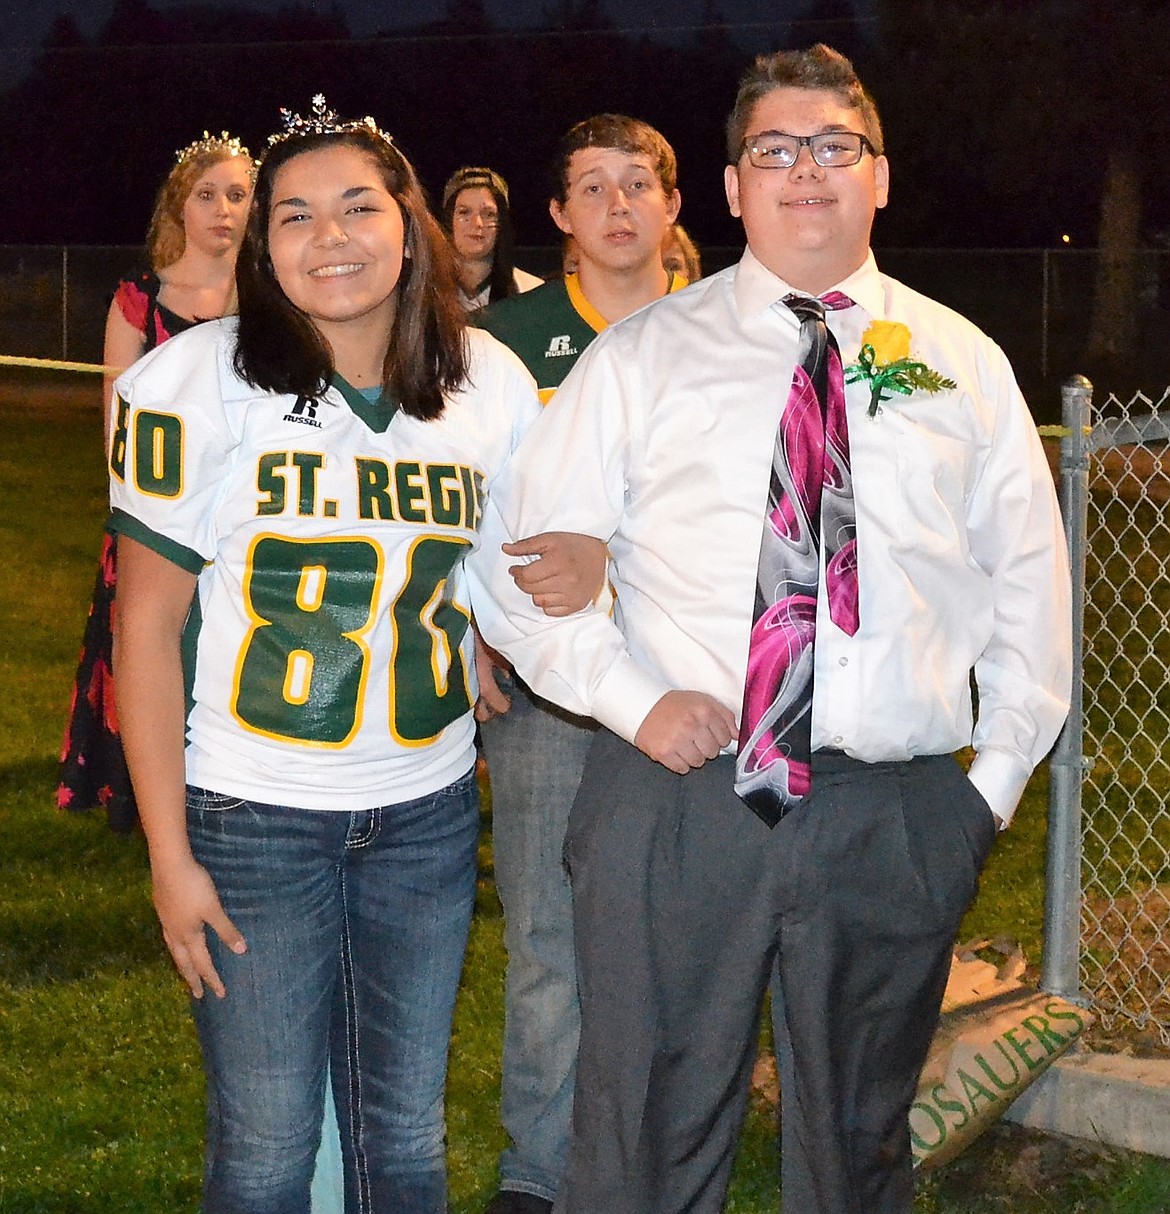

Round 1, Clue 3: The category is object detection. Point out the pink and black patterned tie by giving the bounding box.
[735,292,860,826]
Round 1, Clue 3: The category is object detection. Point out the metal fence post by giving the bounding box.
[1041,374,1091,1000]
[61,245,69,360]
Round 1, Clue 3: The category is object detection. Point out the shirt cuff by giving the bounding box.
[590,653,675,745]
[967,747,1033,830]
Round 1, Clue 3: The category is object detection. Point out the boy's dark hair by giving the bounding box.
[552,114,677,203]
[726,44,884,164]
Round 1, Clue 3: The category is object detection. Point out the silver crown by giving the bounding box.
[266,94,394,151]
[175,131,250,167]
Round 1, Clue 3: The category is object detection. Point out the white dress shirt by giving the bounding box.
[467,248,1072,826]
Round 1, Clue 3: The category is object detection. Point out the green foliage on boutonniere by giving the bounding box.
[844,321,957,418]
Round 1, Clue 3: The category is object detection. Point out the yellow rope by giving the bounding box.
[0,354,114,374]
[1037,424,1093,439]
[0,361,1102,442]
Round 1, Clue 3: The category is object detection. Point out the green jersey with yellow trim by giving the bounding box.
[108,317,539,811]
[478,272,686,405]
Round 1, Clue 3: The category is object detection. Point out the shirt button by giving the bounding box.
[833,734,844,746]
[838,656,849,666]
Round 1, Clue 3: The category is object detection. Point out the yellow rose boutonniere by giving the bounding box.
[845,320,957,418]
[862,320,912,363]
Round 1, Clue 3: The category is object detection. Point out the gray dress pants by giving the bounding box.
[556,733,997,1214]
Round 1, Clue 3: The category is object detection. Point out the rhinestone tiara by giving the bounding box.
[175,131,250,167]
[265,94,395,152]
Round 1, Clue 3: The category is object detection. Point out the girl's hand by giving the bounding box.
[151,855,247,999]
[473,627,512,722]
[503,532,608,616]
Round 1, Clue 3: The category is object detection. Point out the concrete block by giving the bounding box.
[1004,1049,1170,1159]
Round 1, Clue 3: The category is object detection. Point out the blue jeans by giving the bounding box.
[186,770,479,1214]
[479,673,597,1201]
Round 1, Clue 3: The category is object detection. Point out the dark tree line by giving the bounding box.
[868,0,1168,383]
[1,0,1164,382]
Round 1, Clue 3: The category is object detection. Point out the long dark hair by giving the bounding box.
[234,126,469,421]
[440,167,520,306]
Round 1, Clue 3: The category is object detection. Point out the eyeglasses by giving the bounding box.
[453,207,499,227]
[741,130,876,170]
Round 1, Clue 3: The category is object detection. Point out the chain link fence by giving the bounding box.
[0,246,133,366]
[1046,380,1170,1046]
[1,246,1170,422]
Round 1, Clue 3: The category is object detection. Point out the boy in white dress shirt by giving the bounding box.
[469,44,1071,1214]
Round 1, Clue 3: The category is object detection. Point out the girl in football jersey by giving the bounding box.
[58,132,253,831]
[110,100,539,1213]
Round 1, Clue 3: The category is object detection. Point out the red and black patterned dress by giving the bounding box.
[57,271,198,832]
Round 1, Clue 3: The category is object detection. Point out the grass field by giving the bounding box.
[1,378,1168,1212]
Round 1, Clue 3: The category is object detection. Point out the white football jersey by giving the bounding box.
[109,318,539,810]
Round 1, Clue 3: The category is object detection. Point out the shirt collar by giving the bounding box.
[732,246,885,323]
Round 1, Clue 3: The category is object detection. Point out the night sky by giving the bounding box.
[0,0,888,247]
[0,0,1162,259]
[0,0,870,84]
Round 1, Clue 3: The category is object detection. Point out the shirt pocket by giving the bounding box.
[890,424,975,561]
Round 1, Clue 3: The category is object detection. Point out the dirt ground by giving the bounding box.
[915,1118,1153,1209]
[0,368,104,413]
[1081,884,1170,1059]
[748,1053,1165,1208]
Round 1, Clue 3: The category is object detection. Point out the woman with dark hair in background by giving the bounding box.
[441,166,542,310]
[57,131,252,831]
[109,98,539,1212]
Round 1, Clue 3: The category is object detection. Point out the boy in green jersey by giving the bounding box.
[477,114,684,1214]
